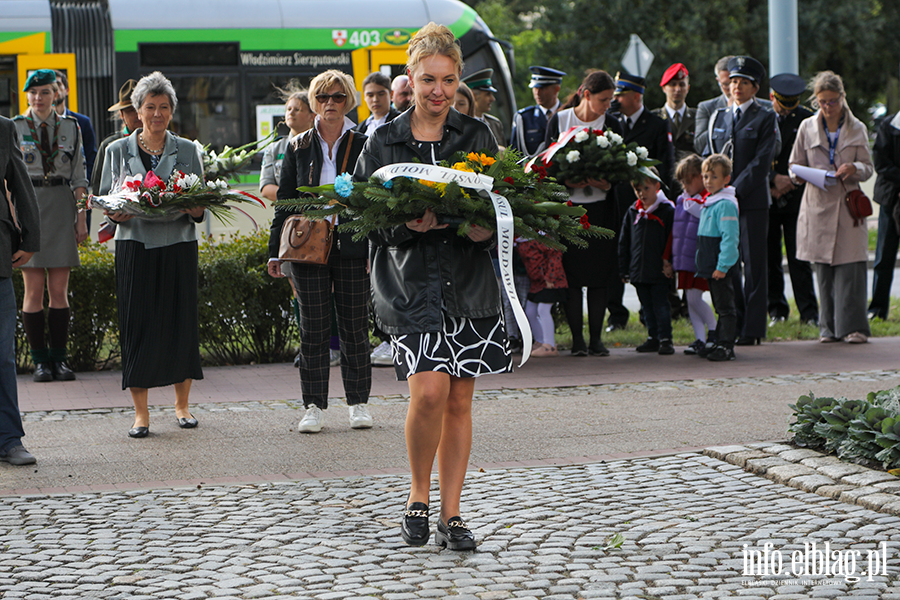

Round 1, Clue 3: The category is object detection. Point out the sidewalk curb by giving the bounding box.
[705,442,900,517]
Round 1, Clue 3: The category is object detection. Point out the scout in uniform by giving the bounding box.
[510,66,565,157]
[12,69,88,382]
[462,68,506,149]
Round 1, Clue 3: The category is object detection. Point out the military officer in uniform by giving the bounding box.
[510,66,565,156]
[463,68,506,149]
[706,56,779,345]
[652,63,696,165]
[12,69,88,382]
[767,73,818,326]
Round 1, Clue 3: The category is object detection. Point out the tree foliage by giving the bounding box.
[468,0,900,125]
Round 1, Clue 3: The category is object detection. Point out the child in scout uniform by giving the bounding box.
[13,69,88,382]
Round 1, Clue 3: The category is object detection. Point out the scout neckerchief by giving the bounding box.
[633,190,673,226]
[25,112,60,176]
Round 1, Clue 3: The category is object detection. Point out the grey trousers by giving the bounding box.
[814,261,871,339]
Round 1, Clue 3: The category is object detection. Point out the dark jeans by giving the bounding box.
[0,277,25,452]
[768,208,818,321]
[634,282,672,341]
[869,204,899,319]
[709,270,738,350]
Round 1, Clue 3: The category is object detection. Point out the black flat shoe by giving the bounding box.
[436,517,476,551]
[401,502,430,546]
[588,341,609,357]
[128,426,149,438]
[177,416,198,429]
[570,340,588,357]
[735,336,762,346]
[33,362,53,382]
[51,360,76,381]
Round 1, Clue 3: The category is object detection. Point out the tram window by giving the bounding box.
[140,43,239,68]
[167,75,241,153]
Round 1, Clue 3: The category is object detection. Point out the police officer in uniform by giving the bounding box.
[767,73,818,326]
[12,69,88,382]
[462,68,506,149]
[510,66,565,157]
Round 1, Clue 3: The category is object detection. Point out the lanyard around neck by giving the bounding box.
[823,114,844,166]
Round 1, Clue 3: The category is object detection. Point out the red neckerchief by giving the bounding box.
[634,199,665,226]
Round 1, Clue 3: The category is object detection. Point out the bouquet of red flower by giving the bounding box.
[527,126,659,186]
[80,170,265,226]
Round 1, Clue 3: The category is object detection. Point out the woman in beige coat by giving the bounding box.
[789,71,873,343]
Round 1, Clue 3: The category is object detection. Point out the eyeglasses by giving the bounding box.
[315,92,348,104]
[818,98,842,107]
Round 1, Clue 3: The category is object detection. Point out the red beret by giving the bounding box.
[660,63,689,87]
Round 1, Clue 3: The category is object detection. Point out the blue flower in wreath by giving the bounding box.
[383,179,393,189]
[334,173,354,198]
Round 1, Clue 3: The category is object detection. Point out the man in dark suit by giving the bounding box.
[767,73,818,326]
[354,72,400,136]
[606,72,676,331]
[706,56,779,345]
[0,115,41,466]
[510,66,565,157]
[652,63,697,165]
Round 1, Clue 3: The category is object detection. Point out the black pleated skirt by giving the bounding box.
[116,240,203,390]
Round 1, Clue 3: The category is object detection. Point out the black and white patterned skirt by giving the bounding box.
[391,311,512,381]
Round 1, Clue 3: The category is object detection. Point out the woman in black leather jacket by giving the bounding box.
[268,69,373,435]
[354,23,510,552]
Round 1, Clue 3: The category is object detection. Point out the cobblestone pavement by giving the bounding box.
[3,453,900,600]
[20,369,900,423]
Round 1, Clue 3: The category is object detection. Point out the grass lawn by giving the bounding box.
[552,296,900,350]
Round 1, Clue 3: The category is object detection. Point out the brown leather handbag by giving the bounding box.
[278,214,335,265]
[277,131,354,265]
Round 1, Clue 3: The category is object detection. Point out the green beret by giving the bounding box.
[23,69,56,92]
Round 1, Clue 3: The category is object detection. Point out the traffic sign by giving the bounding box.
[621,34,654,77]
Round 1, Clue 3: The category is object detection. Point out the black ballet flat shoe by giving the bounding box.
[401,501,430,546]
[128,426,149,438]
[570,340,588,357]
[436,516,476,551]
[735,336,762,346]
[588,340,609,357]
[177,416,199,429]
[51,360,76,381]
[33,362,53,383]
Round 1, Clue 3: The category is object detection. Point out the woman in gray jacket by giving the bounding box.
[99,71,205,438]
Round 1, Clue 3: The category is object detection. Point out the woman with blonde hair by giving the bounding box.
[789,70,873,343]
[268,70,373,433]
[355,22,509,551]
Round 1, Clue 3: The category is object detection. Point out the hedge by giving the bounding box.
[12,231,297,372]
[789,386,900,469]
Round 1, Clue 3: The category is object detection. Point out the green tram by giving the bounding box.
[3,0,517,160]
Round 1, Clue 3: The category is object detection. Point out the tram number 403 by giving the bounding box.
[333,30,382,48]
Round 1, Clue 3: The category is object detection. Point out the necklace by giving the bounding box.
[139,133,164,155]
[410,112,443,141]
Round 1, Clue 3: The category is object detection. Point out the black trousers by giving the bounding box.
[869,204,899,319]
[733,208,768,339]
[768,208,818,321]
[709,270,738,350]
[290,254,371,409]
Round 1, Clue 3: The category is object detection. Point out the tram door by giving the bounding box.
[0,56,16,118]
[353,48,407,122]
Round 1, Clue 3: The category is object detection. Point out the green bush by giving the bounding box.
[789,386,900,469]
[13,241,120,372]
[197,231,297,365]
[13,232,298,372]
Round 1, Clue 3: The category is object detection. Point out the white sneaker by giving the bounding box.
[349,404,374,429]
[298,406,324,433]
[370,341,393,366]
[329,349,341,367]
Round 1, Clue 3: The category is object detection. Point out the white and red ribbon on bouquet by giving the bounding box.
[524,126,589,173]
[373,163,533,366]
